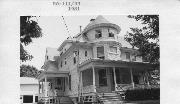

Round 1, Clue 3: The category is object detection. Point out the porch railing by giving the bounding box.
[116,84,160,91]
[82,85,95,94]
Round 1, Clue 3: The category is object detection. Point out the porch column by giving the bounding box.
[130,68,134,89]
[45,77,48,97]
[146,70,150,86]
[92,66,96,93]
[113,67,117,91]
[38,81,40,94]
[42,81,43,93]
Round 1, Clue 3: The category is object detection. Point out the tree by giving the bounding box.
[20,16,42,62]
[125,15,159,66]
[20,65,42,78]
[125,15,159,84]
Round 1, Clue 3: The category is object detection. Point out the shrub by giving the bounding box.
[124,88,160,101]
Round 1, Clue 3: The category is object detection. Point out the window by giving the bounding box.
[82,69,93,87]
[95,30,102,39]
[85,51,87,57]
[115,68,131,84]
[98,69,107,86]
[57,79,61,85]
[73,51,78,64]
[133,75,139,84]
[60,61,63,67]
[73,57,76,64]
[65,58,66,65]
[132,56,136,61]
[108,29,114,37]
[97,46,104,59]
[35,96,38,102]
[125,52,130,60]
[109,46,117,53]
[69,75,71,90]
[47,56,49,60]
[23,95,33,103]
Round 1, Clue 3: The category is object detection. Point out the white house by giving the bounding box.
[20,77,39,104]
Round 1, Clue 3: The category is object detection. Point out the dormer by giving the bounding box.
[81,15,121,42]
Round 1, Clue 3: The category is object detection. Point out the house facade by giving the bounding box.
[37,16,159,104]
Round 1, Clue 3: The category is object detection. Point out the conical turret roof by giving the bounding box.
[82,15,120,33]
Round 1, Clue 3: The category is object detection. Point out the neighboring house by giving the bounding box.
[37,15,159,104]
[20,77,39,104]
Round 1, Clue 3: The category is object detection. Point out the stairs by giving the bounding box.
[97,92,124,104]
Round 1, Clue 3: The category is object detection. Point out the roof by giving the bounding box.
[117,36,138,49]
[20,77,38,84]
[46,47,59,60]
[82,15,121,34]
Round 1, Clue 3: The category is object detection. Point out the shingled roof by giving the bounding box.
[82,15,121,34]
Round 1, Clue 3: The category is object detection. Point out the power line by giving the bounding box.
[61,16,71,38]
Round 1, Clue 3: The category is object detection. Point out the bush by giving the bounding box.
[124,88,160,101]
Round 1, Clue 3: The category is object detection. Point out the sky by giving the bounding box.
[22,15,143,70]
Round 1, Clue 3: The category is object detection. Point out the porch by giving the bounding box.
[37,71,70,104]
[79,59,159,95]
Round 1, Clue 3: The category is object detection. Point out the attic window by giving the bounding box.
[108,29,114,37]
[95,30,102,39]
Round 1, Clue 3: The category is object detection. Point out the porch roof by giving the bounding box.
[37,71,69,81]
[78,59,155,71]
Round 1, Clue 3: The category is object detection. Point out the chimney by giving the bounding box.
[90,19,95,22]
[80,26,82,33]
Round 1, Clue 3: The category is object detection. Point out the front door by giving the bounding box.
[56,78,65,96]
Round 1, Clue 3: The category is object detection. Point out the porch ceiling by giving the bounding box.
[37,71,69,81]
[78,59,154,71]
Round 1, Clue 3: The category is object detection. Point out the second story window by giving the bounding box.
[85,51,87,57]
[60,61,63,67]
[95,30,102,39]
[97,46,104,59]
[125,52,130,60]
[73,51,78,64]
[65,58,66,65]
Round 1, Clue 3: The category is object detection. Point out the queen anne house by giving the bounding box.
[37,16,159,104]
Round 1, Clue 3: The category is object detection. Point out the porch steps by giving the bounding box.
[97,92,124,104]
